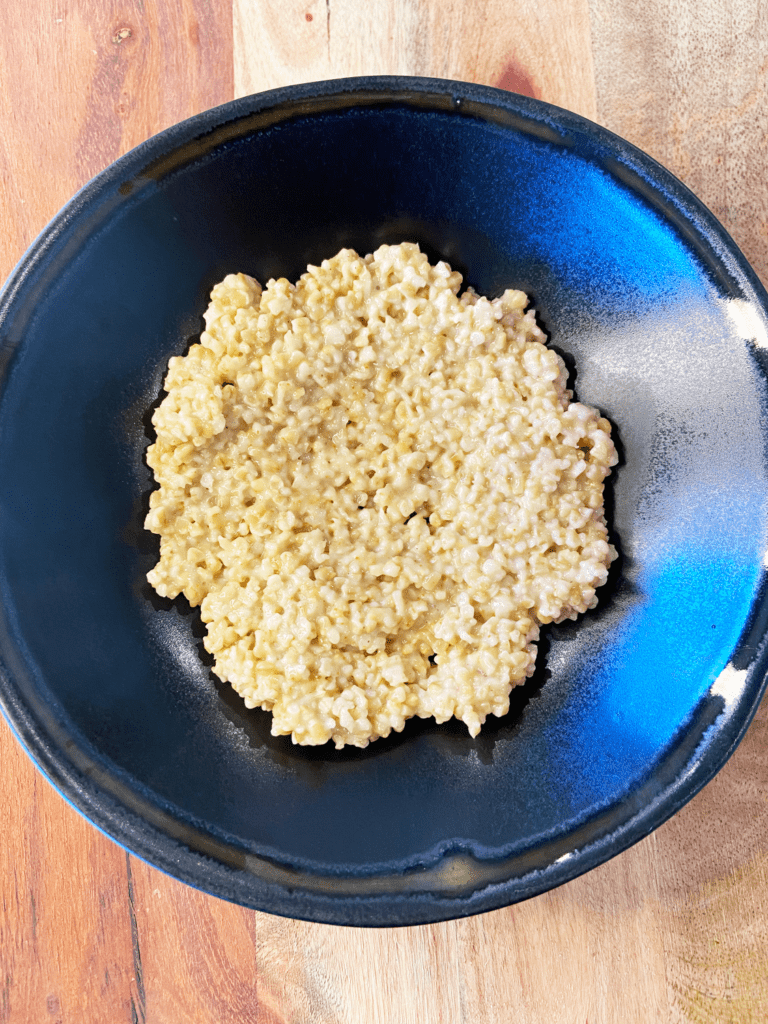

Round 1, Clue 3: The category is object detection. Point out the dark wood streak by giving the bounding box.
[494,59,539,99]
[125,855,146,1024]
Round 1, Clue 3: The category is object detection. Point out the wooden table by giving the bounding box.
[2,2,768,1020]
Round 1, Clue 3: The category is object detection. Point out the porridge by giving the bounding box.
[145,244,617,748]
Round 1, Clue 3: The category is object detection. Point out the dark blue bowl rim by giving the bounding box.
[1,75,768,927]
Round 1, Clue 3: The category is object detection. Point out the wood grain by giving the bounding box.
[233,0,597,120]
[0,0,232,285]
[0,723,137,1022]
[589,0,768,288]
[2,1,768,1021]
[0,2,233,1021]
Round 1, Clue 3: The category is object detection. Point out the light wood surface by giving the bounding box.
[2,2,768,1021]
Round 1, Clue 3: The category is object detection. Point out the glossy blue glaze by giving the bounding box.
[1,78,767,925]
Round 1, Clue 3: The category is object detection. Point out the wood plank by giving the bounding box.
[0,2,233,1021]
[653,699,768,1019]
[126,857,268,1023]
[0,717,138,1023]
[0,0,233,285]
[588,0,768,287]
[228,852,668,1024]
[233,0,597,120]
[587,1,768,1014]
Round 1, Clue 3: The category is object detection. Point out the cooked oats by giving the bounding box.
[145,243,617,748]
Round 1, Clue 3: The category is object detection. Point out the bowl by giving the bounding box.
[1,76,768,927]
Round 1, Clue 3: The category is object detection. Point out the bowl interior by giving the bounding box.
[1,81,767,924]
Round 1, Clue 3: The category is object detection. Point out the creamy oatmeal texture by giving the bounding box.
[145,244,617,748]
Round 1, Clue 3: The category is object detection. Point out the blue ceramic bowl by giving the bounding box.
[2,77,768,926]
